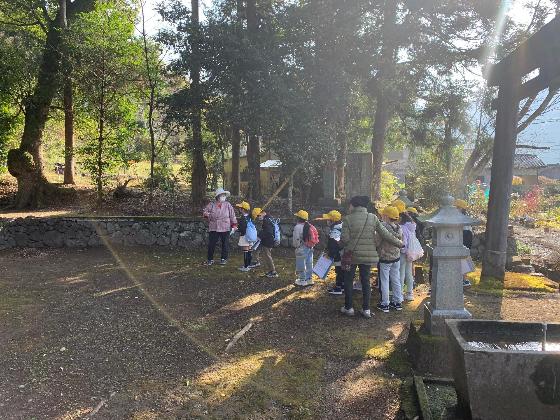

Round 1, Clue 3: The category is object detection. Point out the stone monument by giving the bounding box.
[344,152,373,199]
[424,195,480,336]
[321,165,340,206]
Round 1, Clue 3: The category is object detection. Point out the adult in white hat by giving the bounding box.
[203,188,237,265]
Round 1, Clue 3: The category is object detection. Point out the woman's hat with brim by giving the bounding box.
[214,187,231,198]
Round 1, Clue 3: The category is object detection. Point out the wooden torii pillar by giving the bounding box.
[482,16,560,280]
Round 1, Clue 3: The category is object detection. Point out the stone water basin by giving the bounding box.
[446,319,560,420]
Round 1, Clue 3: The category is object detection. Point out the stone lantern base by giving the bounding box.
[424,303,472,336]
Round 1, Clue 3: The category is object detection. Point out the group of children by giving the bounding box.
[206,191,475,318]
[235,202,279,278]
[232,196,425,315]
[234,202,321,283]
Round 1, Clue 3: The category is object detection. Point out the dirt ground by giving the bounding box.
[0,246,559,419]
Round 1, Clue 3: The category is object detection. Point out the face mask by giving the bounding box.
[219,195,226,203]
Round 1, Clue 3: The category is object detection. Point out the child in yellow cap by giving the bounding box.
[376,206,404,313]
[316,210,344,295]
[293,210,318,286]
[253,208,279,278]
[235,201,254,272]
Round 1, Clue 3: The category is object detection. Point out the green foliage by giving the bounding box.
[380,170,402,203]
[67,0,143,195]
[143,163,178,192]
[407,147,465,208]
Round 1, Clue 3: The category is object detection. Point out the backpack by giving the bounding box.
[272,218,281,247]
[304,222,320,248]
[245,219,258,243]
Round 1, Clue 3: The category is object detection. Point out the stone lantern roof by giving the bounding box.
[426,195,481,228]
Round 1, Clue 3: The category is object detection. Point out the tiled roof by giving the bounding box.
[514,154,546,169]
[487,154,546,169]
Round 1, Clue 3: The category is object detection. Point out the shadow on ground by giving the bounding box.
[0,246,558,419]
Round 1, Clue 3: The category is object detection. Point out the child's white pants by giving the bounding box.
[380,260,402,306]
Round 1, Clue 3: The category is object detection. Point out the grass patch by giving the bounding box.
[425,382,457,420]
[186,350,325,418]
[467,269,558,294]
[345,336,412,376]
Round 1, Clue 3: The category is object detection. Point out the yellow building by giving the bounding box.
[223,150,282,196]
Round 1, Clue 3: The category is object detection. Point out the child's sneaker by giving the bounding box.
[266,271,279,278]
[294,279,307,287]
[238,266,250,272]
[304,279,314,287]
[360,309,372,318]
[219,259,227,265]
[463,279,472,287]
[353,282,362,291]
[390,302,403,311]
[248,262,261,269]
[340,306,355,316]
[404,293,414,302]
[204,260,214,266]
[376,303,390,313]
[328,286,343,296]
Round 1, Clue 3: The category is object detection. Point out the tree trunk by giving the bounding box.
[245,0,261,200]
[443,118,453,175]
[370,0,398,201]
[231,126,241,196]
[481,74,520,281]
[288,173,294,212]
[140,0,157,192]
[246,134,261,199]
[7,7,67,207]
[63,77,75,184]
[7,0,94,207]
[97,82,105,204]
[190,0,207,211]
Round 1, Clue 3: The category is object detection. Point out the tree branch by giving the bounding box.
[517,88,559,133]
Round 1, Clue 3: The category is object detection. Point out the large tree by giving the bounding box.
[67,0,142,202]
[4,0,95,208]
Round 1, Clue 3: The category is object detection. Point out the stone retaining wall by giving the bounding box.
[0,217,327,251]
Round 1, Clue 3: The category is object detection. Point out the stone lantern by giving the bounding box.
[424,195,480,336]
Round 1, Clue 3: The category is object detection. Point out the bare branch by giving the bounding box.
[517,88,559,133]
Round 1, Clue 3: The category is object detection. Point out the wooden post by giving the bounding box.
[481,72,520,281]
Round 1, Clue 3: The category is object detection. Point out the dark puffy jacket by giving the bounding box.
[260,215,275,248]
[238,215,251,236]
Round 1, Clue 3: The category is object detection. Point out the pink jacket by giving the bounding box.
[203,201,237,232]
